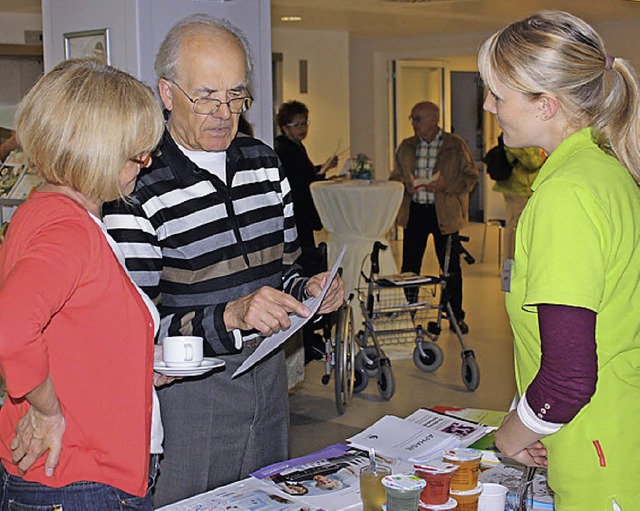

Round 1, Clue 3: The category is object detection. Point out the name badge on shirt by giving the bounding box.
[501,259,514,292]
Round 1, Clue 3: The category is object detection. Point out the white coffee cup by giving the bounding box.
[478,482,508,511]
[162,336,204,368]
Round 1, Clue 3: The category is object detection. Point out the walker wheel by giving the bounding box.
[377,362,395,400]
[461,350,480,391]
[353,365,369,393]
[362,346,380,377]
[413,341,444,373]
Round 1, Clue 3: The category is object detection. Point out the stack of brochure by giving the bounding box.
[347,409,493,465]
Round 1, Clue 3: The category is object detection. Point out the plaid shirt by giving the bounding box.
[413,129,443,204]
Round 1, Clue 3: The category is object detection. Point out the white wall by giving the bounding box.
[271,27,350,167]
[41,0,274,145]
[0,13,42,44]
[0,13,43,116]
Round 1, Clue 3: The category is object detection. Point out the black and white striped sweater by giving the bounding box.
[103,130,305,356]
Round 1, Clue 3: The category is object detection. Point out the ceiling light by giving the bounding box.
[280,16,302,22]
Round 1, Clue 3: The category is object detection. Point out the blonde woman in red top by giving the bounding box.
[0,59,164,510]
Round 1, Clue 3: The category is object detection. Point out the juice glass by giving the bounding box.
[360,464,392,511]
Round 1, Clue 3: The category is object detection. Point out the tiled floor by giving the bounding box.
[288,221,516,458]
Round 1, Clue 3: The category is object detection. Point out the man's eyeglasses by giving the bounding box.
[167,78,253,115]
[130,153,152,168]
[409,114,437,122]
[286,121,310,128]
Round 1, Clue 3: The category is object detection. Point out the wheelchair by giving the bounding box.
[307,243,357,415]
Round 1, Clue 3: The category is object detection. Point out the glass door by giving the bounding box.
[389,59,450,171]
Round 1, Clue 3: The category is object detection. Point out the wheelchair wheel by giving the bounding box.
[413,341,444,373]
[461,350,480,391]
[334,304,355,414]
[377,362,395,400]
[362,345,380,377]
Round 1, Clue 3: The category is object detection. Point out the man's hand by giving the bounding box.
[305,272,344,314]
[11,404,66,477]
[424,174,446,193]
[224,286,311,335]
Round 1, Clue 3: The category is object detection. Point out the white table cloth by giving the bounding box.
[310,179,404,328]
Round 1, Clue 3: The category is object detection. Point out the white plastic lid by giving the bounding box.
[381,473,427,492]
[413,460,459,474]
[443,447,483,462]
[450,483,483,496]
[418,497,459,510]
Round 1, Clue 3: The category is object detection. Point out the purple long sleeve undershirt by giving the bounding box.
[524,304,598,424]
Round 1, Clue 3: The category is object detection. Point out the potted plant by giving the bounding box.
[347,153,374,180]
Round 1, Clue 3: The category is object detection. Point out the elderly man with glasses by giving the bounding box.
[103,14,343,508]
[390,101,478,334]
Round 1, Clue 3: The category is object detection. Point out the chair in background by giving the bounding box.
[481,218,505,266]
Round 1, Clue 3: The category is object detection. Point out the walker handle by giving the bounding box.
[371,241,387,275]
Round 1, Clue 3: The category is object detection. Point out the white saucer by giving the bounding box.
[154,357,225,377]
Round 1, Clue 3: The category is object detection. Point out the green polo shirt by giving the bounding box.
[506,128,640,510]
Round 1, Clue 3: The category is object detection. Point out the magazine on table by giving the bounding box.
[156,476,321,511]
[405,408,495,447]
[252,443,388,510]
[430,405,508,428]
[429,405,508,452]
[346,415,460,465]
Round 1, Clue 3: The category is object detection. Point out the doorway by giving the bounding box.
[451,71,484,222]
[389,59,449,171]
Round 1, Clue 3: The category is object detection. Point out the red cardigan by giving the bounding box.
[0,193,155,497]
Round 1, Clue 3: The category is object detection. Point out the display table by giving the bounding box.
[310,180,403,327]
[157,407,554,511]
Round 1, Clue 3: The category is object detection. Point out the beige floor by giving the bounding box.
[288,221,516,458]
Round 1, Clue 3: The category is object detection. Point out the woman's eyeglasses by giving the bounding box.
[286,121,310,128]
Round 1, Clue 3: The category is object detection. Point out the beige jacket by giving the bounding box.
[390,132,478,234]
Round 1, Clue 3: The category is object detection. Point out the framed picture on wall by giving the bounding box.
[63,28,110,65]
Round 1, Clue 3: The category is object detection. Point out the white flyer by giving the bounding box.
[232,246,346,378]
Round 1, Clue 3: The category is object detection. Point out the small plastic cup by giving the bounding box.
[413,461,459,506]
[418,497,458,510]
[382,473,426,511]
[478,483,508,511]
[361,464,392,511]
[443,448,483,491]
[450,484,483,511]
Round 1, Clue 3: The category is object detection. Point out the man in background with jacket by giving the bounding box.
[390,101,478,334]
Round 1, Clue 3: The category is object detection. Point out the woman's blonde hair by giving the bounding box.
[16,59,164,201]
[478,10,640,184]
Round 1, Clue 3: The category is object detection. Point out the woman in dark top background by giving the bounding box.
[275,100,337,276]
[275,101,338,363]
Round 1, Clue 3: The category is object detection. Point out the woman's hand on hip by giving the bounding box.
[11,404,66,477]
